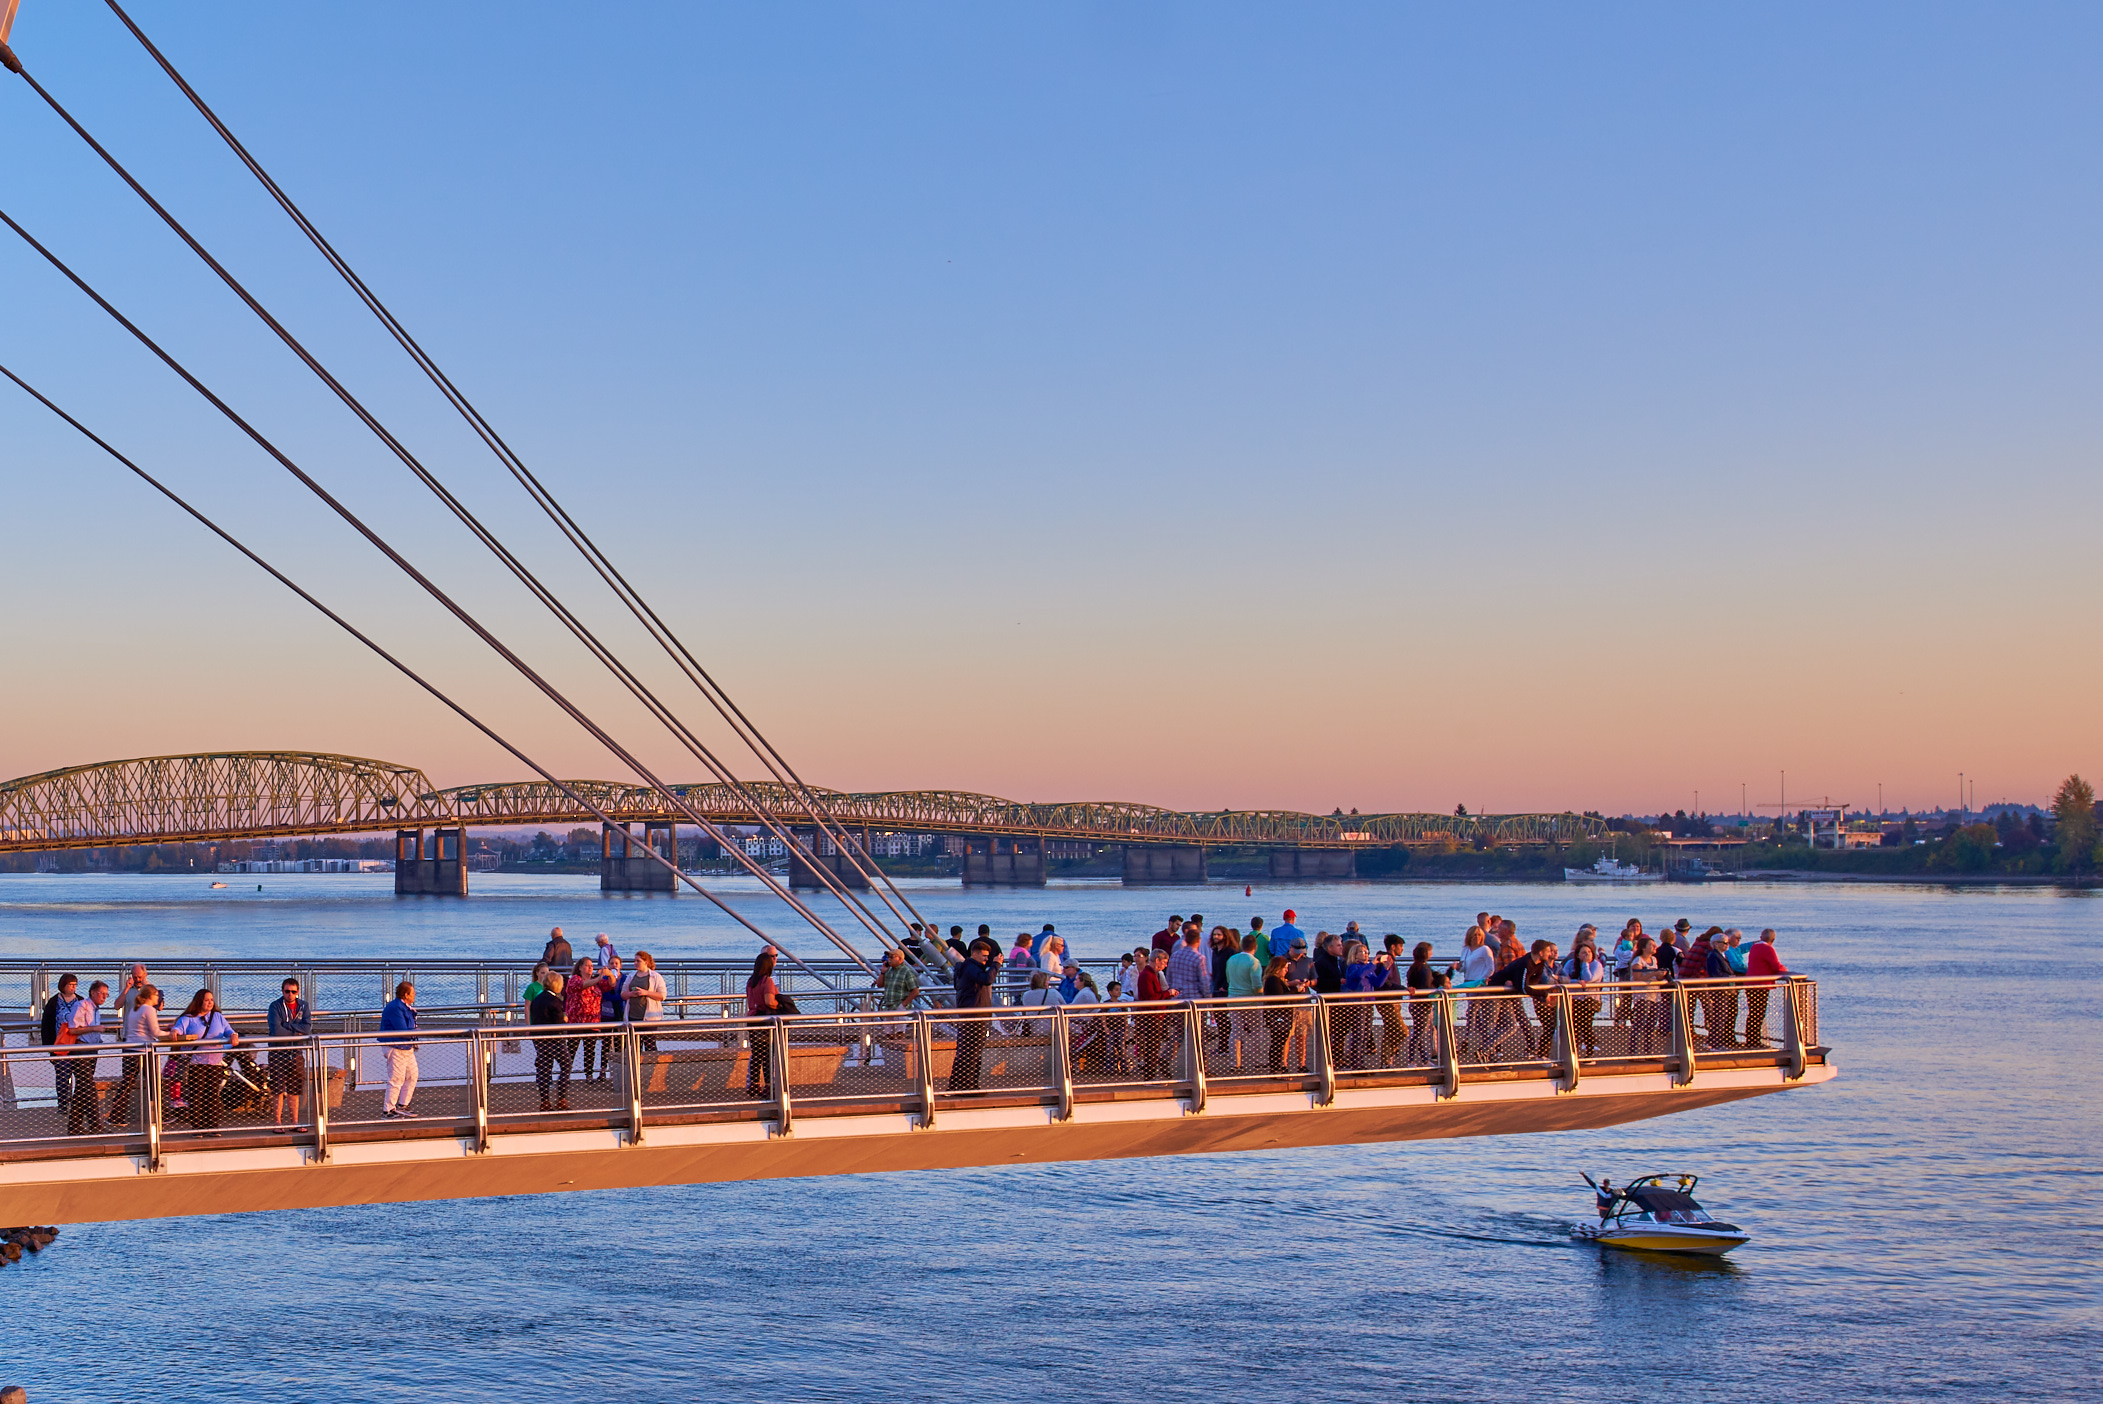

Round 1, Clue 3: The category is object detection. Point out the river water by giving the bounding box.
[0,873,2096,1401]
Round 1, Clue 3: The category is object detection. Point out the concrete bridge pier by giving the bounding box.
[788,828,874,890]
[602,822,676,893]
[1267,849,1358,880]
[962,835,1046,887]
[1122,845,1207,884]
[394,827,468,895]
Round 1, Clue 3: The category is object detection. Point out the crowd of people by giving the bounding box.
[897,908,1793,1089]
[33,962,274,1136]
[30,911,1795,1134]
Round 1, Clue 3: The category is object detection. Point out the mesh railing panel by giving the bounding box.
[930,1008,1060,1100]
[314,1031,475,1131]
[779,1011,919,1107]
[1317,992,1447,1075]
[1063,1003,1162,1088]
[1193,995,1313,1082]
[155,1034,312,1143]
[631,1020,773,1117]
[1673,977,1790,1053]
[489,1024,626,1121]
[1452,989,1556,1068]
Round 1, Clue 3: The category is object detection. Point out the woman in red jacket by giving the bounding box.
[1742,930,1791,1046]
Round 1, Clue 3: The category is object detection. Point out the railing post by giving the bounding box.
[1780,979,1807,1081]
[913,1012,937,1129]
[624,1027,645,1145]
[470,1031,491,1153]
[1435,990,1461,1099]
[502,969,518,1006]
[1670,987,1698,1087]
[308,1033,329,1164]
[145,1043,165,1172]
[1552,987,1579,1092]
[476,968,490,1006]
[345,1015,361,1093]
[770,1016,793,1135]
[1311,998,1336,1107]
[1181,1001,1207,1115]
[1052,1006,1076,1121]
[32,964,49,1015]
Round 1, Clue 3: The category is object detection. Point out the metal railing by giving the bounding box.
[0,977,1821,1165]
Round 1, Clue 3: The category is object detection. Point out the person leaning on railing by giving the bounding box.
[1742,930,1791,1047]
[1488,939,1561,1061]
[1678,928,1730,1050]
[1403,942,1450,1063]
[1624,936,1665,1055]
[1559,933,1607,1059]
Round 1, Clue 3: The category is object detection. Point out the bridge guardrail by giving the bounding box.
[0,978,1823,1165]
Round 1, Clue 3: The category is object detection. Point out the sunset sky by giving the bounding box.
[2,2,2097,816]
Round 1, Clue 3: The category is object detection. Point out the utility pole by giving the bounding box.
[1959,772,1965,819]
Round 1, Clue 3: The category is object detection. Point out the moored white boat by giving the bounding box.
[1563,855,1663,884]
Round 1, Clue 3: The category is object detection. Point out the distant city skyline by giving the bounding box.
[2,3,2095,814]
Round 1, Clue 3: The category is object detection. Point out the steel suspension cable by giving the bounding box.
[94,0,941,956]
[0,46,901,967]
[0,360,836,983]
[0,204,872,979]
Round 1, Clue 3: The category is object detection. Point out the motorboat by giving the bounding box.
[1563,855,1662,884]
[1575,1173,1749,1254]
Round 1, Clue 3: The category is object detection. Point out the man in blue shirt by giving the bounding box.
[1270,911,1304,962]
[378,981,420,1118]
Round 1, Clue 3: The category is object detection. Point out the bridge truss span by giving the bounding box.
[0,751,1607,852]
[0,752,451,850]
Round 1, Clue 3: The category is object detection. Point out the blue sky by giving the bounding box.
[2,2,2097,814]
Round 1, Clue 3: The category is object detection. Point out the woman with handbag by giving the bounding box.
[745,949,783,1099]
[170,989,238,1132]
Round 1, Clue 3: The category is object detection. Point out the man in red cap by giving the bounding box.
[1272,909,1304,956]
